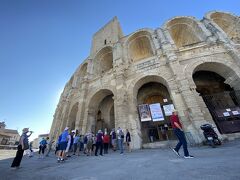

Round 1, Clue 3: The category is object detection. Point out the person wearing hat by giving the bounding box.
[57,127,69,162]
[170,110,194,159]
[11,128,33,169]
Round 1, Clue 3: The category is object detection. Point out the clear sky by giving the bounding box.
[0,0,239,141]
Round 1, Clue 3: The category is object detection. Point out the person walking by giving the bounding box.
[11,128,33,169]
[38,137,47,158]
[126,129,131,152]
[117,127,124,154]
[170,109,194,159]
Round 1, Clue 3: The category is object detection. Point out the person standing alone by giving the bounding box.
[11,128,33,169]
[170,110,194,159]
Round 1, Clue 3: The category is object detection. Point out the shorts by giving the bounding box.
[111,139,116,146]
[59,141,68,151]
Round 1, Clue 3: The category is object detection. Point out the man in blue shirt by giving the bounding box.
[57,127,69,162]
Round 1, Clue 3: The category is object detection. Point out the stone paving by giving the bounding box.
[0,140,240,180]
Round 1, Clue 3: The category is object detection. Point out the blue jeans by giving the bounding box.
[174,128,189,156]
[118,138,124,153]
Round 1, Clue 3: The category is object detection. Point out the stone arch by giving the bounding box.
[130,75,177,144]
[185,59,240,90]
[86,89,115,133]
[126,30,155,62]
[207,11,240,44]
[164,17,206,48]
[68,102,79,131]
[79,63,88,78]
[93,46,113,75]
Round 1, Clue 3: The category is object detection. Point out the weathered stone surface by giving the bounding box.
[49,12,240,149]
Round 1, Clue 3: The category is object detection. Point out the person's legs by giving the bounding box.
[178,131,189,157]
[11,145,24,168]
[95,142,99,156]
[100,142,103,155]
[174,129,183,152]
[103,143,107,154]
[120,139,124,154]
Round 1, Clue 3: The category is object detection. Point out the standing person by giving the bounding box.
[86,132,93,156]
[95,130,103,156]
[170,110,194,159]
[110,128,116,151]
[103,131,110,154]
[28,142,33,157]
[83,134,88,154]
[149,129,154,142]
[57,127,69,162]
[38,137,47,158]
[73,134,80,156]
[91,133,96,153]
[45,137,54,157]
[117,127,124,154]
[11,128,33,169]
[126,129,131,152]
[65,131,74,158]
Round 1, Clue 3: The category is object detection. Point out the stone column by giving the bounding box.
[157,28,207,144]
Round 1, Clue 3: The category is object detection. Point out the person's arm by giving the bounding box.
[174,122,183,131]
[27,131,33,137]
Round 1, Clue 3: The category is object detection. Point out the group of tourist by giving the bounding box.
[55,127,132,162]
[10,109,193,169]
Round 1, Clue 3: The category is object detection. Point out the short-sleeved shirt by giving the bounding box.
[60,130,69,142]
[170,114,182,129]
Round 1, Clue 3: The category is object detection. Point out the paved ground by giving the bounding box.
[0,140,240,180]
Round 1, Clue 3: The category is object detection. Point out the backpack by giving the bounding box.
[22,135,29,150]
[120,130,124,139]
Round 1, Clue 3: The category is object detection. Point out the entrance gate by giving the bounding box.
[202,90,240,134]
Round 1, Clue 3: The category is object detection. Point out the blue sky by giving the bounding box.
[0,0,239,140]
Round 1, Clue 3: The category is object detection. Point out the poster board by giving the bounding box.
[163,104,175,116]
[149,103,164,121]
[138,104,152,122]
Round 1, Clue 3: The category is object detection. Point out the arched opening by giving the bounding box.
[193,69,240,134]
[166,17,204,48]
[79,63,88,78]
[87,89,115,134]
[128,31,154,62]
[94,47,113,75]
[68,103,79,131]
[137,82,177,143]
[210,12,240,44]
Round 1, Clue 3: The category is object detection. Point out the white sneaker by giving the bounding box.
[184,155,194,159]
[172,149,180,157]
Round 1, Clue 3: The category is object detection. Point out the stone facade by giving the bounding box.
[49,11,240,149]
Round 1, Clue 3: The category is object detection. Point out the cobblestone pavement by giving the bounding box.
[0,140,240,180]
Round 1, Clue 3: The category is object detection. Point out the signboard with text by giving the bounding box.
[149,103,164,121]
[138,104,152,122]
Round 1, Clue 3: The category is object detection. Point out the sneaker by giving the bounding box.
[57,158,61,163]
[184,155,194,159]
[60,158,65,162]
[172,148,180,157]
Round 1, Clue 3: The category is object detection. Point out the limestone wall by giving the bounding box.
[49,11,240,149]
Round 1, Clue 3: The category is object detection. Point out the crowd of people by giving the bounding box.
[56,127,131,162]
[10,109,194,169]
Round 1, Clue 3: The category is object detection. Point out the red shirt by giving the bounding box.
[103,135,110,143]
[170,114,182,129]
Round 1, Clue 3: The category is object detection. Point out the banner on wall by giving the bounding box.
[138,104,152,122]
[149,103,164,121]
[163,104,175,116]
